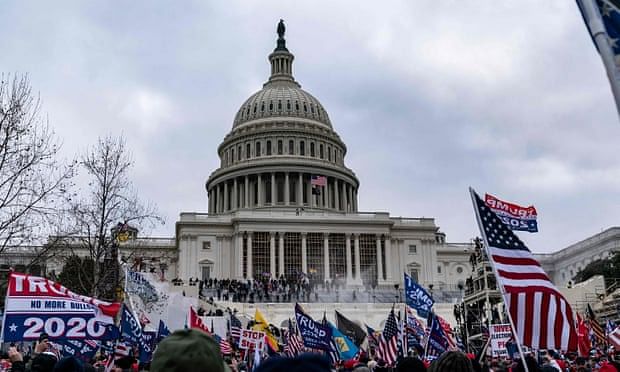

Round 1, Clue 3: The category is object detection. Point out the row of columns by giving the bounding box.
[208,172,358,213]
[236,232,393,285]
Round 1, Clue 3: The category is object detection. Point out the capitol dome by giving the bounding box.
[206,21,359,214]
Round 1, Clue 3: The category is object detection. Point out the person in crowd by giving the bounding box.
[428,351,474,372]
[151,328,230,372]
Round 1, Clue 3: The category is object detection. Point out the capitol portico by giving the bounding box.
[175,22,473,291]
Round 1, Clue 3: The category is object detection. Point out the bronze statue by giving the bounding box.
[277,19,285,39]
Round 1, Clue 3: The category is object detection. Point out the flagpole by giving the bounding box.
[581,0,620,117]
[469,188,529,372]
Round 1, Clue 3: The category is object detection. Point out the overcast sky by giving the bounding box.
[1,1,619,253]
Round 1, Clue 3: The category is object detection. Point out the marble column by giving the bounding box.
[323,233,330,280]
[270,232,276,277]
[233,178,238,210]
[278,233,285,277]
[342,181,347,212]
[345,233,353,283]
[307,177,313,208]
[208,190,213,213]
[301,233,308,274]
[385,238,393,281]
[297,173,303,206]
[244,176,249,208]
[285,172,290,206]
[236,234,243,279]
[257,174,263,207]
[334,179,340,211]
[247,233,253,279]
[271,172,276,205]
[376,235,383,283]
[354,234,361,282]
[347,185,353,212]
[223,181,228,212]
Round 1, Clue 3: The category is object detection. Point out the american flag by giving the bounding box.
[311,175,327,187]
[220,339,233,355]
[405,306,426,341]
[377,308,399,365]
[230,313,242,341]
[587,304,606,346]
[471,190,578,351]
[104,342,132,372]
[284,319,304,357]
[608,325,620,349]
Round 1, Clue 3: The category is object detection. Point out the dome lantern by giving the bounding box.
[266,20,299,87]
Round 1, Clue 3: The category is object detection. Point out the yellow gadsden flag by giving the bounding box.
[253,308,279,351]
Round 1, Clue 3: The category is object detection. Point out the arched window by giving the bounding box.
[269,101,273,111]
[261,102,265,112]
[277,140,283,155]
[295,101,300,111]
[328,146,332,161]
[300,141,305,156]
[287,100,291,110]
[310,142,315,157]
[246,143,251,159]
[266,140,272,155]
[231,148,235,163]
[278,100,282,110]
[238,145,241,161]
[255,141,261,157]
[288,140,294,155]
[319,144,324,159]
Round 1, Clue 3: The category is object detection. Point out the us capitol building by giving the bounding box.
[174,24,473,293]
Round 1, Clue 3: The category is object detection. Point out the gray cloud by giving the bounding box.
[1,0,618,252]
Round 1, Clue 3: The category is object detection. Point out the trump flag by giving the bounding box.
[1,272,120,342]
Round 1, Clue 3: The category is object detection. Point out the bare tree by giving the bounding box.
[0,74,75,257]
[56,135,163,299]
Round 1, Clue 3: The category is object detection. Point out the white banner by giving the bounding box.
[489,324,512,357]
[239,329,265,350]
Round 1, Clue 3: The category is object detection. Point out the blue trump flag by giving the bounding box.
[404,273,434,318]
[328,322,358,360]
[294,303,333,351]
[157,319,171,342]
[139,330,157,364]
[120,304,142,345]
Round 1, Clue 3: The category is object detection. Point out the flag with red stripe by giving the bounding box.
[376,308,399,365]
[608,325,620,350]
[586,304,606,346]
[189,306,211,335]
[435,314,457,350]
[470,189,578,352]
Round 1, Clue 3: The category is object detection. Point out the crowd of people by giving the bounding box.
[196,274,352,303]
[2,328,619,372]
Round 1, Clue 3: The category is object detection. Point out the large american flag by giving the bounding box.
[377,308,399,365]
[471,190,578,351]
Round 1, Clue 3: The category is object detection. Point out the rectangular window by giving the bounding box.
[288,140,294,155]
[278,140,283,155]
[409,245,417,254]
[246,143,251,159]
[300,141,305,156]
[203,241,211,250]
[237,145,241,161]
[328,146,332,161]
[252,232,270,279]
[437,265,442,274]
[319,144,324,159]
[266,140,272,155]
[307,233,324,282]
[256,142,261,157]
[231,149,235,163]
[310,142,315,157]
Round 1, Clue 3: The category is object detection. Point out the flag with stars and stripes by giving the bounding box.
[230,313,242,342]
[587,304,606,346]
[470,188,578,352]
[284,319,304,357]
[577,0,620,116]
[376,308,399,366]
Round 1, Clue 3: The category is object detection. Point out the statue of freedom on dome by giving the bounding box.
[277,19,285,39]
